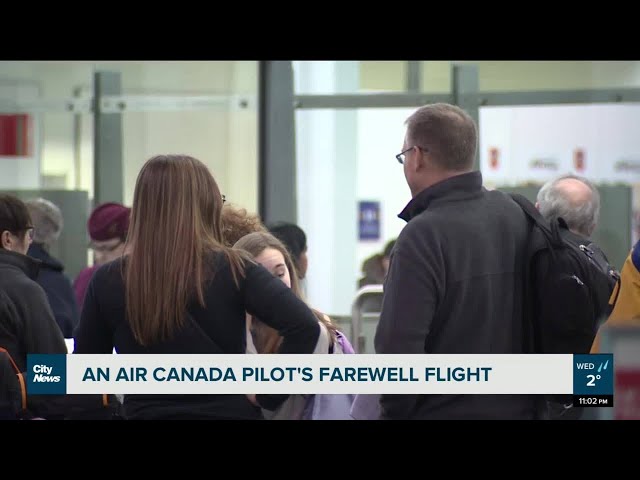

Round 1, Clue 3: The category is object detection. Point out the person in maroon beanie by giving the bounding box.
[73,202,130,313]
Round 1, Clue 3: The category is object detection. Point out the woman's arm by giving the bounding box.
[242,263,320,355]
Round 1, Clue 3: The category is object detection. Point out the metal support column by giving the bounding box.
[407,61,421,93]
[93,71,123,205]
[452,64,480,171]
[258,61,297,225]
[73,85,83,190]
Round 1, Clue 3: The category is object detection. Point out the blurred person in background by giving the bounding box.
[269,222,308,281]
[73,202,130,313]
[591,240,640,353]
[536,173,618,324]
[221,203,267,247]
[359,239,396,288]
[26,198,79,338]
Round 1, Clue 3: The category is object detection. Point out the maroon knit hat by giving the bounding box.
[88,202,131,241]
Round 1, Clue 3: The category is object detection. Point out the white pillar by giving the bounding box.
[294,61,359,316]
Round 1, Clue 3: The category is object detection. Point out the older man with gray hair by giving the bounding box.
[536,174,619,420]
[536,173,600,239]
[26,198,79,338]
[536,173,617,276]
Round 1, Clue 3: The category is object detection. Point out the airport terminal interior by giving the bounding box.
[2,61,640,420]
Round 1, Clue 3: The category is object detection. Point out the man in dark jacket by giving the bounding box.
[26,198,80,338]
[0,194,119,420]
[374,103,536,420]
[0,194,68,371]
[0,194,68,417]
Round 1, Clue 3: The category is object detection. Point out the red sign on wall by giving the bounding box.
[0,114,32,156]
[574,148,586,172]
[489,147,500,170]
[615,369,640,420]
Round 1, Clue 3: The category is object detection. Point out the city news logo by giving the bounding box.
[27,354,66,395]
[573,354,614,407]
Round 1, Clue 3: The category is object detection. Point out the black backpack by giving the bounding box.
[510,194,617,355]
[510,194,619,420]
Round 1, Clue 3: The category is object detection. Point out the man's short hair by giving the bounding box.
[536,174,601,238]
[405,103,478,171]
[0,194,32,246]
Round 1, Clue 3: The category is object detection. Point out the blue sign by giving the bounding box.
[359,201,380,241]
[573,354,613,396]
[27,354,66,395]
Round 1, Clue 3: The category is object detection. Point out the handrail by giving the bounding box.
[351,285,384,353]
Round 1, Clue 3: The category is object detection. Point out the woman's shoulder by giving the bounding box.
[94,257,124,278]
[205,250,247,279]
[88,258,126,295]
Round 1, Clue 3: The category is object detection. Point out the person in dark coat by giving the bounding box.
[0,195,69,418]
[74,155,320,420]
[26,198,79,338]
[374,103,536,420]
[1,194,120,420]
[0,194,67,370]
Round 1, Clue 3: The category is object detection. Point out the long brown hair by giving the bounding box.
[125,154,248,346]
[233,231,338,353]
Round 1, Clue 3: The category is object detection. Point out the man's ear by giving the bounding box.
[1,231,12,250]
[414,147,428,172]
[535,202,540,210]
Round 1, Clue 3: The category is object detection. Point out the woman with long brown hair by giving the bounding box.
[234,231,355,420]
[74,154,320,420]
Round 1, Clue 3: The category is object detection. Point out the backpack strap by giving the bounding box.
[0,347,27,412]
[509,192,563,269]
[508,193,552,355]
[509,193,546,227]
[508,193,560,244]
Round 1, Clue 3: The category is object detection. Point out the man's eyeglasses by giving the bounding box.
[222,194,226,204]
[25,227,34,241]
[395,146,428,165]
